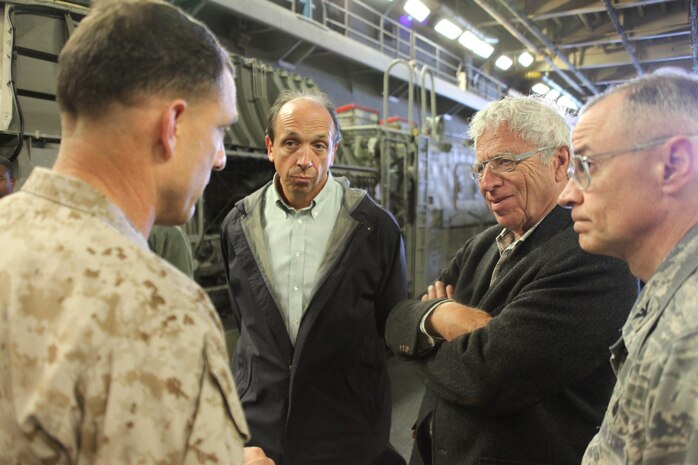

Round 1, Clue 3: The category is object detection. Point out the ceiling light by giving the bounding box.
[434,19,462,40]
[403,0,430,22]
[531,82,550,94]
[458,31,494,59]
[518,51,534,67]
[557,95,579,111]
[545,89,561,101]
[495,55,513,71]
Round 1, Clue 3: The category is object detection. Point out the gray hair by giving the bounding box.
[582,67,698,139]
[468,95,571,161]
[0,157,13,179]
[266,90,342,146]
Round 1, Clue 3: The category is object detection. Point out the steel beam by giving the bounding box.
[495,0,600,95]
[478,0,681,26]
[470,0,586,96]
[603,0,643,75]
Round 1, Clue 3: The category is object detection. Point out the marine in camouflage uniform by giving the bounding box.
[0,0,268,463]
[582,226,698,465]
[0,168,249,463]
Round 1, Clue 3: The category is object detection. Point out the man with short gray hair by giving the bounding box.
[559,68,698,465]
[386,96,638,465]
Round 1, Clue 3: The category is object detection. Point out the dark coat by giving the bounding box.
[221,179,408,465]
[385,206,639,465]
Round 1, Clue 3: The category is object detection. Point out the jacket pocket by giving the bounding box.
[231,353,252,399]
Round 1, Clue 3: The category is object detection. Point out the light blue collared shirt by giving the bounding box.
[263,173,343,344]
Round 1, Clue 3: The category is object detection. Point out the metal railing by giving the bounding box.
[273,0,507,101]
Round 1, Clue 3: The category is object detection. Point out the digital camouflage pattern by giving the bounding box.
[0,168,249,464]
[583,225,698,465]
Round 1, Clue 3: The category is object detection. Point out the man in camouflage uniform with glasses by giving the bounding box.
[559,68,698,465]
[385,95,638,465]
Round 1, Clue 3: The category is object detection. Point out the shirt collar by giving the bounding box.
[495,217,545,255]
[271,172,335,218]
[21,167,148,250]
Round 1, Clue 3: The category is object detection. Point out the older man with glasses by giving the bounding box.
[385,95,638,465]
[559,68,698,465]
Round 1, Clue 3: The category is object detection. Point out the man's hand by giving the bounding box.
[422,281,492,341]
[244,447,275,465]
[421,280,454,301]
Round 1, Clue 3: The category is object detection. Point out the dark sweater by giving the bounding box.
[386,206,639,465]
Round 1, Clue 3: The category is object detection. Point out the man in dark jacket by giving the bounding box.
[221,90,408,465]
[385,95,639,465]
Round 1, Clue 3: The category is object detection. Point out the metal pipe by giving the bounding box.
[494,0,600,95]
[602,0,643,75]
[471,0,586,96]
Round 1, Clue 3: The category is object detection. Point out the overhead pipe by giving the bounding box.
[494,0,600,95]
[602,0,643,75]
[471,0,586,96]
[478,0,675,25]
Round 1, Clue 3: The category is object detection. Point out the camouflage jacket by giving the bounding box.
[583,225,698,465]
[0,168,249,464]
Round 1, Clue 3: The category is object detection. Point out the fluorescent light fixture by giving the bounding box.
[557,94,579,110]
[495,55,513,70]
[403,0,430,22]
[434,19,462,40]
[545,88,561,101]
[518,51,534,67]
[458,31,494,59]
[531,82,550,94]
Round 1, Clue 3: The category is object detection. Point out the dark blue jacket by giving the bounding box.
[221,179,407,465]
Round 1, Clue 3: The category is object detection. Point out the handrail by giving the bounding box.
[267,0,507,101]
[420,65,436,135]
[383,59,415,127]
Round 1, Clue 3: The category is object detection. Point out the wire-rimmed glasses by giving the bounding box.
[470,146,556,181]
[569,135,691,190]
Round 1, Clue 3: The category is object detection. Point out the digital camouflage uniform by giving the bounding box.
[583,225,698,465]
[0,168,249,464]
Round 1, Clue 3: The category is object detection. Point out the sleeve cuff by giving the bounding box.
[419,299,453,346]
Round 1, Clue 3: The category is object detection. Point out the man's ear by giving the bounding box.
[553,146,571,182]
[661,136,696,195]
[160,99,188,161]
[265,135,274,162]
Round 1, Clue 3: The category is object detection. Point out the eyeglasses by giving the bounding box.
[569,135,696,190]
[470,146,555,181]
